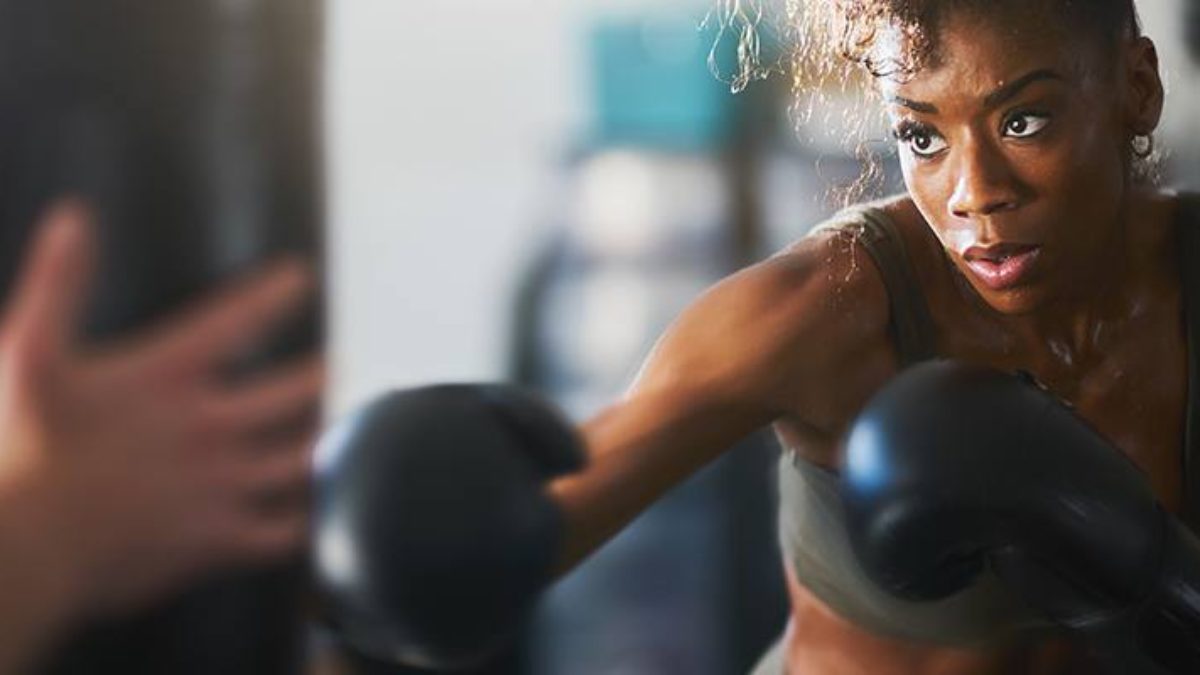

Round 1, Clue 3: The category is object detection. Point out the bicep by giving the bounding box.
[630,231,892,425]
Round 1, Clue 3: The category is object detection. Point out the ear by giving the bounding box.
[1124,36,1164,135]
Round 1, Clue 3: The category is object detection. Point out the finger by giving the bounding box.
[229,437,316,498]
[201,357,325,435]
[226,508,309,563]
[1,200,95,375]
[125,259,312,376]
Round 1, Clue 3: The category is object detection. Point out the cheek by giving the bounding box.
[1027,114,1127,199]
[935,226,977,253]
[901,177,974,252]
[1028,128,1128,252]
[919,218,976,262]
[899,155,941,210]
[898,156,962,242]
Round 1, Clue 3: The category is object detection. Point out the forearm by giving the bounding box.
[548,394,768,574]
[0,475,82,674]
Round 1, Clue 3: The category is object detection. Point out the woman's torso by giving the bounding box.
[770,193,1188,674]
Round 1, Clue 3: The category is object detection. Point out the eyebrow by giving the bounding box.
[887,95,937,114]
[886,68,1065,115]
[983,69,1064,107]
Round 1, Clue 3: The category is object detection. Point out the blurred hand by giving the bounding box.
[0,201,324,620]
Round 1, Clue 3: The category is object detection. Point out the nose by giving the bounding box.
[947,135,1022,219]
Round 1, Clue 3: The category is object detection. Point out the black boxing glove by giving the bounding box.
[840,360,1200,673]
[312,384,585,670]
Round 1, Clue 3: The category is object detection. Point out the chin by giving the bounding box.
[965,279,1051,316]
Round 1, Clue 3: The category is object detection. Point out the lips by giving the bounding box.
[962,244,1042,291]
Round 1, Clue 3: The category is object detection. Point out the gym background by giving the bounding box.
[326,0,1200,673]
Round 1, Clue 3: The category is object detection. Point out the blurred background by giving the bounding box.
[325,0,1200,672]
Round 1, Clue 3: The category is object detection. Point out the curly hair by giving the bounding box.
[712,0,1140,91]
[816,0,1139,78]
[708,0,1150,202]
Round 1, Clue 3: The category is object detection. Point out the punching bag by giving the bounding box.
[0,1,324,673]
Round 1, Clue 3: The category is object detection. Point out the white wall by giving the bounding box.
[327,1,575,413]
[326,0,707,413]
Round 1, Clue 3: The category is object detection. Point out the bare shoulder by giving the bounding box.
[632,213,895,427]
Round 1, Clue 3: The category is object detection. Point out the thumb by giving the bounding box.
[1,200,96,377]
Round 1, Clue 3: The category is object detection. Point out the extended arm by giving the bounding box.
[311,227,895,668]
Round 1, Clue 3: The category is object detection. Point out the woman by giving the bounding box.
[549,0,1179,672]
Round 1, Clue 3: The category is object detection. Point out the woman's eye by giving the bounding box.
[904,130,948,158]
[1003,112,1050,139]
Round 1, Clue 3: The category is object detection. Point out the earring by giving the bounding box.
[1132,133,1154,159]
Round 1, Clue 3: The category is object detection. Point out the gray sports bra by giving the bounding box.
[775,204,1054,648]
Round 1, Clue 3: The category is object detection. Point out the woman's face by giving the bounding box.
[880,10,1148,315]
